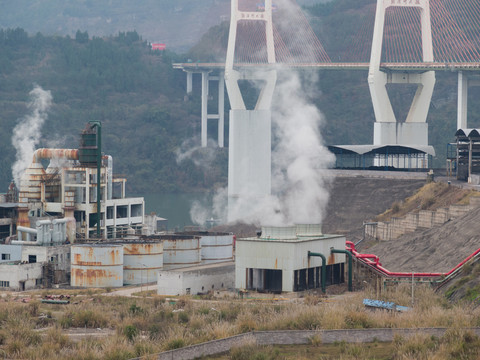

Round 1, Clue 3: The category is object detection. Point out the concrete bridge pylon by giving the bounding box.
[225,0,277,221]
[369,0,435,156]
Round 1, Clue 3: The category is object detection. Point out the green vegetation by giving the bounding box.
[1,0,479,196]
[0,28,227,194]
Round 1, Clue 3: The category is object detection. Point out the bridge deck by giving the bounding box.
[174,62,480,72]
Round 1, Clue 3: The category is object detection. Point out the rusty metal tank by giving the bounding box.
[71,244,123,288]
[123,241,163,285]
[181,231,234,264]
[161,235,201,269]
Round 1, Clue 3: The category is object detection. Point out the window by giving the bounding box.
[0,281,9,288]
[28,255,37,264]
[1,254,10,260]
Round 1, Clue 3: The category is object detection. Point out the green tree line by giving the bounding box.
[0,28,227,194]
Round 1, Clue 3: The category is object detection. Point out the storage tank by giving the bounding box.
[123,241,164,285]
[181,231,234,264]
[296,224,323,237]
[160,235,201,269]
[261,226,297,239]
[71,244,123,288]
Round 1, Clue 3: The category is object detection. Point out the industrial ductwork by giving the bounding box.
[32,148,79,163]
[13,218,69,246]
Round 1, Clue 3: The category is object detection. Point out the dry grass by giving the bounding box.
[0,285,478,358]
[376,182,480,222]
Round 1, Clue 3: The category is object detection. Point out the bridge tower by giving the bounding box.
[369,0,435,162]
[225,0,277,221]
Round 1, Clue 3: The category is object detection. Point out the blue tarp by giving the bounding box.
[363,298,410,312]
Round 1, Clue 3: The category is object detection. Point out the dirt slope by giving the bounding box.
[361,207,480,273]
[322,175,425,237]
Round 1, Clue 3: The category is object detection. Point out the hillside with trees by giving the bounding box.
[0,0,478,196]
[0,28,227,194]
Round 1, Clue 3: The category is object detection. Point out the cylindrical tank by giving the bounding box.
[71,244,123,288]
[123,242,163,285]
[261,226,297,240]
[162,235,201,269]
[181,232,233,264]
[296,224,323,237]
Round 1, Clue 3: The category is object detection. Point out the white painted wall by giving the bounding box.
[0,245,22,262]
[0,262,43,291]
[235,235,346,292]
[157,264,234,296]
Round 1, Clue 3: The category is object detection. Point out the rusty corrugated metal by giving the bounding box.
[71,244,123,288]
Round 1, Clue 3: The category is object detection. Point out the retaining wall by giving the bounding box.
[134,328,480,360]
[365,197,480,241]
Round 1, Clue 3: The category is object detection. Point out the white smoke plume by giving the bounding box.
[183,0,335,227]
[175,137,219,167]
[270,70,335,224]
[11,85,53,186]
[224,70,335,226]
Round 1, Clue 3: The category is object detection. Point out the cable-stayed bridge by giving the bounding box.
[173,0,480,221]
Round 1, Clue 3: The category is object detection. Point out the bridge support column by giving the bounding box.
[458,72,468,130]
[201,71,210,147]
[218,72,225,148]
[368,0,435,166]
[369,0,434,167]
[457,72,480,130]
[186,71,193,94]
[228,110,271,221]
[225,0,276,220]
[374,122,428,146]
[199,71,225,147]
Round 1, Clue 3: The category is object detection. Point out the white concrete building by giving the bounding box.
[235,225,346,293]
[0,243,71,291]
[157,262,235,296]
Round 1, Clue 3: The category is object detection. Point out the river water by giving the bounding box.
[139,193,214,231]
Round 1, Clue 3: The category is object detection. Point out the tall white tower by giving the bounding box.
[225,0,277,221]
[368,0,435,153]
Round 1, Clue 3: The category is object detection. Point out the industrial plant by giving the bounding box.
[0,120,477,298]
[0,122,243,293]
[0,121,349,294]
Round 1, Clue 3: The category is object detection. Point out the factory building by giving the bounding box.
[0,220,71,291]
[157,262,235,296]
[235,225,346,293]
[15,123,144,240]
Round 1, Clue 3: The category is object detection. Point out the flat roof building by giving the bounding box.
[235,225,346,293]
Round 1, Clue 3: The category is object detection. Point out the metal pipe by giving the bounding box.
[17,226,37,234]
[307,251,326,293]
[16,226,39,244]
[331,248,353,291]
[89,121,102,238]
[107,155,113,200]
[32,148,79,163]
[345,240,480,279]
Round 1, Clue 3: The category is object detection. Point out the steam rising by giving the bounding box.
[226,70,334,225]
[182,0,335,227]
[12,85,53,186]
[184,70,334,227]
